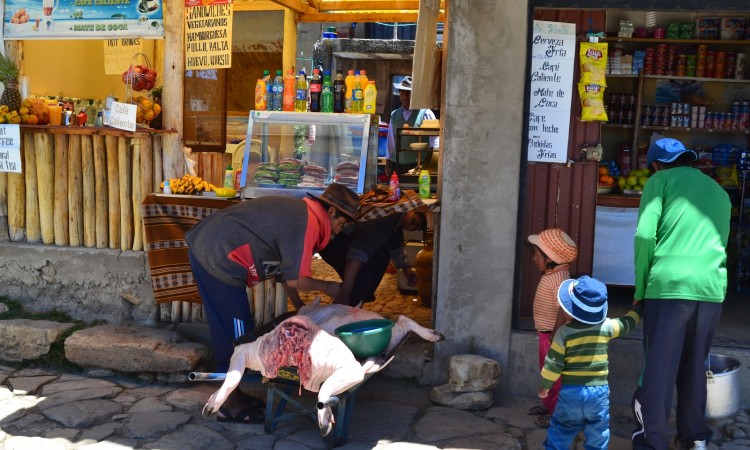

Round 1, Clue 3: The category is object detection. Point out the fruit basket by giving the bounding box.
[122,53,162,128]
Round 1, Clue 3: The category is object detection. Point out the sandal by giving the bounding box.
[535,415,550,428]
[527,405,549,416]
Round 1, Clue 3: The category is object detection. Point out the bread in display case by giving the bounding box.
[239,111,379,199]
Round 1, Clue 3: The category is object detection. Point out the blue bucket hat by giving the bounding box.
[646,138,697,166]
[557,275,608,324]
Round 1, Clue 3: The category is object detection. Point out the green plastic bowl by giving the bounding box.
[334,319,394,358]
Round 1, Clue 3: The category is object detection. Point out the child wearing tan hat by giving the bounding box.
[526,228,578,428]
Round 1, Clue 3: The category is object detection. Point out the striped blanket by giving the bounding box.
[142,194,238,304]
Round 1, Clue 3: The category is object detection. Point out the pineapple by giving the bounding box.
[0,54,21,112]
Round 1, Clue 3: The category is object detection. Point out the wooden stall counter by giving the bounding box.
[596,194,641,208]
[2,125,177,251]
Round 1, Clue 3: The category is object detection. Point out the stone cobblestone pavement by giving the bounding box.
[2,362,749,449]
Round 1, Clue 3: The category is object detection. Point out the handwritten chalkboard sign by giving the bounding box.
[527,21,576,163]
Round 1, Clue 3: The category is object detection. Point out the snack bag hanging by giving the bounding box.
[579,42,609,122]
[579,82,608,121]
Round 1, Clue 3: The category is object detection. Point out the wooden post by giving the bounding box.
[410,0,441,110]
[23,133,40,243]
[152,134,163,190]
[131,137,143,251]
[7,160,25,242]
[181,302,191,322]
[35,133,54,245]
[264,279,276,323]
[68,134,83,247]
[81,135,96,247]
[118,137,132,250]
[93,135,108,248]
[53,134,69,246]
[283,9,297,74]
[171,300,181,324]
[161,0,185,181]
[140,135,153,198]
[0,170,7,241]
[253,284,266,326]
[275,281,287,317]
[160,303,172,323]
[106,135,120,249]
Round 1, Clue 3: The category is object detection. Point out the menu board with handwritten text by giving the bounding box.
[527,21,576,163]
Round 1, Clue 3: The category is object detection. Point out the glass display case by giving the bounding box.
[239,111,379,199]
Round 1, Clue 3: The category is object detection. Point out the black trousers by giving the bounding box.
[318,235,391,307]
[632,299,722,450]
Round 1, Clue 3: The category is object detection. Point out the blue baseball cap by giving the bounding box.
[557,276,608,324]
[646,138,697,166]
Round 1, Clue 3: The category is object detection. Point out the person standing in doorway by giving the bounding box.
[526,228,578,428]
[631,138,732,450]
[385,76,439,175]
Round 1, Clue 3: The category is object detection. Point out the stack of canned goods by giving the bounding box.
[641,104,672,127]
[705,100,750,130]
[607,92,636,125]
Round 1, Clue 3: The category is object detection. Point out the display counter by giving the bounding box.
[592,194,641,286]
[3,126,175,251]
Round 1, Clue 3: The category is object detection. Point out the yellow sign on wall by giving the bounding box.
[185,1,233,70]
[103,38,144,75]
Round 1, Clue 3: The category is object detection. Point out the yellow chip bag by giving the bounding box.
[580,42,608,86]
[579,82,608,122]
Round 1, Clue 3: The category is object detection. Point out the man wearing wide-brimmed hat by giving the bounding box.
[184,183,358,420]
[631,138,732,450]
[385,76,440,175]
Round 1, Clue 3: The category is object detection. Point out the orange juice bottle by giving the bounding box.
[344,69,355,113]
[359,69,369,90]
[255,69,269,110]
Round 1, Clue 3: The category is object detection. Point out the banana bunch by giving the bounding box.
[160,174,217,194]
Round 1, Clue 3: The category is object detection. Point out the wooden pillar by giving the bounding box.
[152,134,163,190]
[53,134,68,246]
[161,0,185,180]
[131,137,143,251]
[35,133,54,245]
[118,137,132,250]
[283,8,298,74]
[92,135,108,248]
[68,134,83,247]
[23,133,40,243]
[81,135,96,247]
[0,170,7,241]
[105,135,120,249]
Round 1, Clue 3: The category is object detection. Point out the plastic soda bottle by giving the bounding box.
[223,163,234,189]
[295,70,308,112]
[387,172,401,202]
[363,80,377,114]
[344,69,355,113]
[418,169,431,199]
[162,179,171,194]
[359,69,369,90]
[321,70,333,113]
[309,68,322,112]
[283,69,295,111]
[271,70,284,111]
[351,71,363,113]
[254,69,269,111]
[265,70,274,110]
[333,70,345,113]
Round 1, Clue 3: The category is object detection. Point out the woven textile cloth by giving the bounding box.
[357,189,434,222]
[142,194,238,304]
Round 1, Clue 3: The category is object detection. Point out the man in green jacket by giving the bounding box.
[631,138,731,450]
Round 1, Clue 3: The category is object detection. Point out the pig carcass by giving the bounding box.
[203,315,371,436]
[298,301,445,355]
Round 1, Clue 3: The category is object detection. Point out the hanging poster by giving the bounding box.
[527,20,576,163]
[185,0,232,70]
[0,125,22,173]
[3,0,164,40]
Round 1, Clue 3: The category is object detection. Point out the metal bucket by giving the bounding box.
[705,354,741,419]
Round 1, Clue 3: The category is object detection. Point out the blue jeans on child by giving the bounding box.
[545,384,610,450]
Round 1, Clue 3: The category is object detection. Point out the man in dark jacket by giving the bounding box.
[185,183,359,376]
[319,209,425,307]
